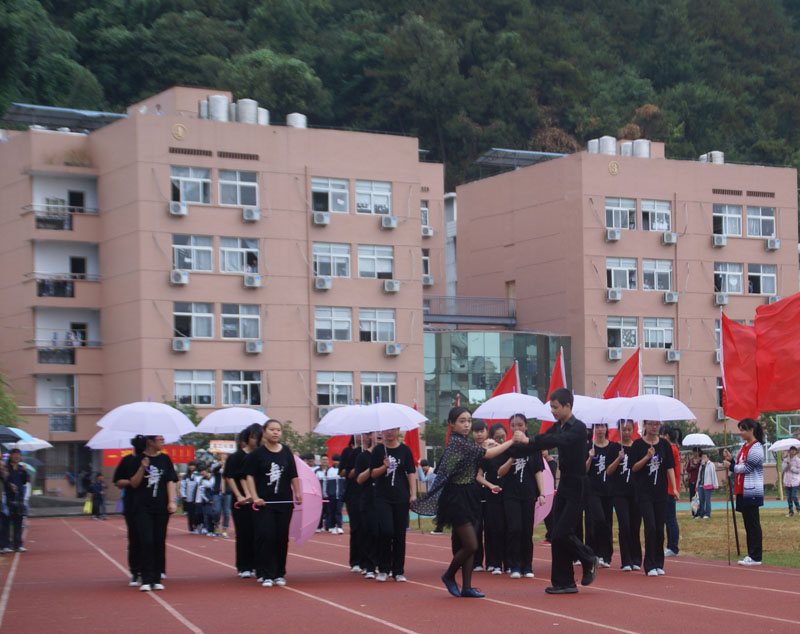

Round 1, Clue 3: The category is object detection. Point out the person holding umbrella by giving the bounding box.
[4,449,28,552]
[612,420,641,571]
[224,423,262,578]
[113,435,147,586]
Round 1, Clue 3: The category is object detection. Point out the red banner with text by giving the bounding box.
[102,445,195,467]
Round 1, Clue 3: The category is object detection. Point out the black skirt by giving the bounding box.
[438,482,481,527]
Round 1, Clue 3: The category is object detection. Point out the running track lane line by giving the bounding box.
[0,552,20,629]
[164,542,420,634]
[64,520,206,634]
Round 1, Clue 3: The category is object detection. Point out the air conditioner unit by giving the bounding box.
[421,225,434,237]
[245,340,263,354]
[607,348,623,361]
[242,207,261,222]
[711,234,727,248]
[169,201,188,216]
[765,238,780,251]
[716,407,726,421]
[767,295,782,305]
[714,349,721,364]
[385,343,401,356]
[243,274,261,288]
[172,338,190,352]
[169,269,189,285]
[606,289,622,302]
[663,291,678,304]
[316,341,333,355]
[422,274,434,287]
[314,276,332,290]
[312,211,330,226]
[714,293,729,306]
[662,232,677,245]
[605,228,621,242]
[318,406,332,419]
[383,280,400,293]
[666,349,681,362]
[381,215,398,230]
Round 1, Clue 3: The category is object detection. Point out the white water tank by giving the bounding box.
[633,139,651,158]
[229,102,237,122]
[208,95,229,121]
[599,135,617,155]
[57,127,71,133]
[257,108,270,126]
[699,153,708,162]
[620,142,633,156]
[587,139,600,154]
[710,151,724,164]
[287,113,307,128]
[198,100,209,119]
[237,99,258,124]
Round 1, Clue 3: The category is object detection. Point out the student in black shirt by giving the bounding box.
[129,435,178,592]
[585,422,621,568]
[355,433,378,578]
[476,423,510,575]
[224,423,262,578]
[612,419,641,571]
[113,435,147,586]
[244,419,301,588]
[341,437,364,572]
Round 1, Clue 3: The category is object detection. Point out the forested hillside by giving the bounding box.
[3,0,800,187]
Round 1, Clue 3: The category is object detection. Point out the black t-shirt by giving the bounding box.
[629,438,675,502]
[371,443,415,504]
[113,454,140,515]
[588,442,621,497]
[612,444,636,497]
[355,450,374,504]
[503,444,544,500]
[223,448,248,498]
[479,454,507,504]
[342,446,362,500]
[243,444,298,502]
[130,453,178,514]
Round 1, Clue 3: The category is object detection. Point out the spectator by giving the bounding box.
[659,425,682,558]
[4,449,28,552]
[685,450,700,518]
[781,446,800,517]
[416,459,436,492]
[89,473,108,520]
[0,461,9,554]
[325,454,344,534]
[316,455,328,532]
[696,452,719,519]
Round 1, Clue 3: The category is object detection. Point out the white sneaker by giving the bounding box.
[376,573,388,582]
[664,549,677,557]
[646,570,658,577]
[394,575,407,582]
[315,528,322,533]
[153,583,165,591]
[702,516,710,519]
[364,571,375,579]
[262,579,274,587]
[160,573,166,579]
[338,527,345,534]
[274,577,286,586]
[738,556,762,566]
[240,571,251,579]
[139,584,152,592]
[598,559,611,568]
[656,568,665,575]
[350,565,362,573]
[129,575,141,587]
[523,572,535,578]
[632,565,641,571]
[491,568,503,575]
[509,571,521,579]
[621,565,632,572]
[473,565,484,572]
[15,547,26,553]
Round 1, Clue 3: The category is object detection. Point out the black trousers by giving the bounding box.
[474,501,486,568]
[504,496,534,573]
[740,503,762,562]
[483,501,507,570]
[586,494,614,564]
[184,501,196,531]
[688,482,697,516]
[134,511,169,585]
[359,497,378,572]
[639,497,666,573]
[613,494,641,568]
[375,498,408,575]
[254,504,293,580]
[123,512,142,576]
[231,503,255,573]
[550,494,596,588]
[345,492,362,566]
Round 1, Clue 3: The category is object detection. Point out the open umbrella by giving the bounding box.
[86,427,181,449]
[346,402,427,435]
[5,437,53,451]
[195,407,268,435]
[769,438,800,452]
[0,426,21,444]
[288,455,324,547]
[533,466,555,528]
[539,395,613,427]
[683,433,715,447]
[604,394,696,423]
[96,401,196,437]
[472,393,550,420]
[313,404,365,436]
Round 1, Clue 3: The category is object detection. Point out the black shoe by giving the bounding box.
[545,585,579,594]
[441,573,460,598]
[460,588,485,598]
[581,557,598,586]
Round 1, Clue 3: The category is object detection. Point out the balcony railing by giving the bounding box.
[37,347,75,364]
[22,204,99,231]
[49,414,75,432]
[26,272,101,297]
[423,295,516,326]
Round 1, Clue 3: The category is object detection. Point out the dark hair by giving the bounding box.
[8,448,21,456]
[471,419,487,432]
[419,459,429,467]
[737,418,764,444]
[447,406,471,424]
[332,453,341,461]
[489,422,507,438]
[549,388,573,407]
[700,451,708,458]
[243,423,263,445]
[659,424,683,445]
[508,413,527,426]
[131,435,147,455]
[265,418,282,428]
[300,453,314,461]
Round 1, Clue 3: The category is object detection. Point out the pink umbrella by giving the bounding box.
[533,467,555,528]
[288,455,324,547]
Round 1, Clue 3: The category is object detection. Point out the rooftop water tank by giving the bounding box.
[208,95,229,121]
[710,151,724,164]
[587,139,600,154]
[198,100,209,119]
[57,127,71,132]
[257,108,270,126]
[632,139,651,158]
[699,154,708,162]
[287,113,307,128]
[599,136,617,155]
[229,102,237,122]
[237,99,258,124]
[620,142,633,156]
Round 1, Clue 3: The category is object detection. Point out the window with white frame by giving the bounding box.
[355,180,392,215]
[316,371,353,406]
[219,170,258,207]
[715,317,746,348]
[421,200,430,226]
[607,316,638,348]
[422,248,431,275]
[315,307,352,341]
[606,257,638,289]
[712,204,742,236]
[747,263,777,295]
[172,235,213,271]
[221,304,260,339]
[643,375,674,397]
[361,372,397,404]
[359,309,395,342]
[717,377,723,407]
[312,243,350,277]
[170,166,210,204]
[173,302,213,338]
[641,200,671,231]
[605,197,636,230]
[642,259,672,291]
[175,370,214,406]
[312,177,349,213]
[358,245,394,279]
[746,206,776,238]
[222,370,261,405]
[220,237,259,273]
[643,318,674,349]
[714,262,743,293]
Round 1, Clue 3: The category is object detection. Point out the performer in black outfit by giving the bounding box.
[612,419,641,571]
[585,422,620,568]
[113,435,147,587]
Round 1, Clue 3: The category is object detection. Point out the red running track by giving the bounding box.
[0,517,798,633]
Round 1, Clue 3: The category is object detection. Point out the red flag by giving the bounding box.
[483,360,521,437]
[603,348,640,441]
[721,314,758,420]
[403,404,421,465]
[754,293,800,412]
[540,349,567,434]
[325,436,350,462]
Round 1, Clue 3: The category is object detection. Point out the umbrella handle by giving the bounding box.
[252,503,261,511]
[233,501,240,509]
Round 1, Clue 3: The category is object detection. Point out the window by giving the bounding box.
[643,375,674,398]
[170,166,210,204]
[746,206,776,238]
[358,245,394,279]
[361,372,397,404]
[421,200,430,226]
[356,180,392,215]
[221,304,260,339]
[359,309,396,342]
[712,204,742,236]
[220,237,259,273]
[219,170,258,207]
[643,318,674,349]
[642,259,672,291]
[747,264,777,295]
[641,200,671,231]
[315,307,352,341]
[175,370,214,406]
[422,248,431,275]
[317,371,353,406]
[607,317,638,348]
[606,257,637,290]
[717,377,724,407]
[605,198,636,230]
[222,370,261,405]
[715,317,746,348]
[714,262,743,293]
[312,177,349,213]
[312,243,350,277]
[172,235,213,271]
[173,302,213,338]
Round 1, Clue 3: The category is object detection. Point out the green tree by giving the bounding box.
[280,420,329,456]
[0,375,23,428]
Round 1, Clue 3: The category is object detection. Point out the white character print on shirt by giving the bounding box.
[596,454,607,482]
[513,457,527,482]
[386,454,398,487]
[648,453,661,485]
[620,453,631,483]
[146,466,163,498]
[267,462,284,494]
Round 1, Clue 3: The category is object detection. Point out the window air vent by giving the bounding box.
[168,147,212,157]
[711,189,742,196]
[217,151,259,161]
[746,191,775,199]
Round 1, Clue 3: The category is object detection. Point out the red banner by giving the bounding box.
[102,445,195,467]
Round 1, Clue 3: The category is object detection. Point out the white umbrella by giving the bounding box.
[604,394,696,423]
[313,404,366,436]
[472,393,550,420]
[683,433,715,447]
[195,407,268,435]
[5,437,53,451]
[96,401,196,437]
[769,438,800,453]
[540,395,613,427]
[86,427,181,449]
[314,403,426,436]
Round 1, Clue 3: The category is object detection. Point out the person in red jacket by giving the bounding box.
[659,426,682,557]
